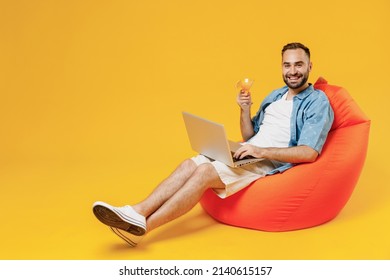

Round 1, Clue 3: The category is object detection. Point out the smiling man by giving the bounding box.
[282,44,312,91]
[92,42,334,247]
[234,42,330,169]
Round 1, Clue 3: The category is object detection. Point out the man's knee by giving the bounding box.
[179,158,197,171]
[194,163,219,179]
[194,163,224,189]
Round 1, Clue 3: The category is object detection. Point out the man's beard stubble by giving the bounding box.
[283,72,309,90]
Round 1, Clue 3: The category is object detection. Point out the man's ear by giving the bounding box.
[309,61,313,72]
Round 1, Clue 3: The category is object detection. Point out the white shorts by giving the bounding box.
[191,155,276,198]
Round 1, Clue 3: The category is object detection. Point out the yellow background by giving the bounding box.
[1,0,389,259]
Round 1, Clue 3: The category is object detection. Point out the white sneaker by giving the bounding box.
[93,201,146,236]
[110,227,143,247]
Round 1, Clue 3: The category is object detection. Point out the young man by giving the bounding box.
[92,42,334,247]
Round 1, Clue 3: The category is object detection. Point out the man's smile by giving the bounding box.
[287,74,302,81]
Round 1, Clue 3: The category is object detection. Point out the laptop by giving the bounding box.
[182,112,264,167]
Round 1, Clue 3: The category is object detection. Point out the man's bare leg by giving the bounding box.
[145,163,225,231]
[92,161,224,246]
[132,159,198,218]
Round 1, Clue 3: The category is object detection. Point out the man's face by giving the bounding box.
[282,48,312,90]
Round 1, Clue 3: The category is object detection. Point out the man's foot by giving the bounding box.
[110,227,143,247]
[92,201,146,236]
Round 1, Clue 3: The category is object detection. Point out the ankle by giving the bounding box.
[132,204,147,217]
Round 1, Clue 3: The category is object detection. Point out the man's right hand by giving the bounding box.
[236,90,253,109]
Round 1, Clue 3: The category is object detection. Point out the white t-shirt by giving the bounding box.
[247,93,293,148]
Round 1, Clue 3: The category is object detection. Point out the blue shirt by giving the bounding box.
[251,84,334,174]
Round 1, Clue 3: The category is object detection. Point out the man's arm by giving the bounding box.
[237,91,255,141]
[233,144,318,163]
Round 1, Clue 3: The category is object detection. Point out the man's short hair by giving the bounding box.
[282,42,310,59]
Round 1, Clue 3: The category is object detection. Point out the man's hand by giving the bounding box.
[236,90,253,110]
[234,144,264,159]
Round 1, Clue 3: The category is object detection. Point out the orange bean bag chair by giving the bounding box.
[200,77,370,231]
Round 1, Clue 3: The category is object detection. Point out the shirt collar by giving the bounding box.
[294,83,314,100]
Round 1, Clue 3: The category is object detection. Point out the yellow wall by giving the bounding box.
[0,0,389,259]
[2,0,388,162]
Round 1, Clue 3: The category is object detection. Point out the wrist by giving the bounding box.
[259,147,270,159]
[240,106,251,114]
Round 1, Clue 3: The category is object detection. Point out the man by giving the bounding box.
[92,42,334,247]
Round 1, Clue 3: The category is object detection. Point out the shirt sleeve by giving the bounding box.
[297,95,334,154]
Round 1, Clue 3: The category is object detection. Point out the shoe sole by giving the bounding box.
[93,205,146,236]
[110,227,139,247]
